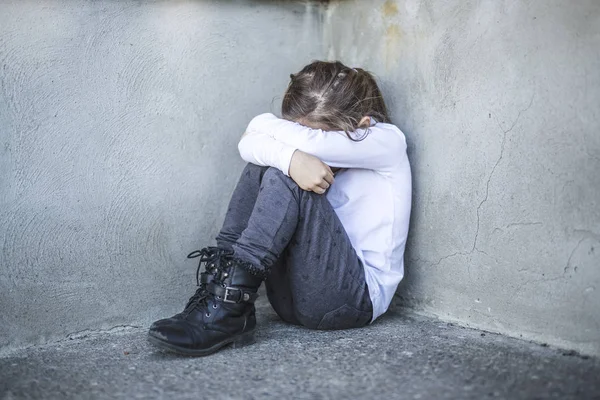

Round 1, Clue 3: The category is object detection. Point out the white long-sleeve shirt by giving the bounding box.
[238,113,412,321]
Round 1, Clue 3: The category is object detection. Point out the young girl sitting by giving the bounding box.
[148,61,412,356]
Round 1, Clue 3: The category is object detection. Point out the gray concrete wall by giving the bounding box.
[324,0,600,355]
[2,0,599,358]
[0,0,323,353]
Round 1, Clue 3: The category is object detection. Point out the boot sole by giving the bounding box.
[147,330,256,357]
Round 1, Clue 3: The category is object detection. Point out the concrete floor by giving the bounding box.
[1,301,599,400]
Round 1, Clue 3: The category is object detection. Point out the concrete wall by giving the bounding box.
[0,0,323,353]
[2,0,599,358]
[324,0,600,355]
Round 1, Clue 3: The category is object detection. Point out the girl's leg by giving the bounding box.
[216,163,270,251]
[149,165,371,355]
[149,163,268,329]
[233,167,372,330]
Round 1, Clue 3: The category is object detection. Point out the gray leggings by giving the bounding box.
[216,164,372,330]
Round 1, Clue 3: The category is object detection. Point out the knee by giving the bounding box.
[262,167,297,190]
[243,163,269,176]
[261,167,326,207]
[262,166,286,179]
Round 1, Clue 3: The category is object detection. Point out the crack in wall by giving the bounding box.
[472,94,535,253]
[585,149,600,162]
[512,276,565,297]
[511,233,595,297]
[505,222,543,229]
[564,237,586,275]
[424,95,536,275]
[574,229,600,241]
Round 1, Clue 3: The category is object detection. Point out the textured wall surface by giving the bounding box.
[325,0,600,355]
[2,0,599,358]
[0,0,323,353]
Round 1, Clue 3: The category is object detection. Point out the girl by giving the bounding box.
[148,61,412,356]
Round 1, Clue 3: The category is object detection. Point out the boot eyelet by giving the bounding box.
[216,295,222,300]
[205,312,211,317]
[212,303,218,309]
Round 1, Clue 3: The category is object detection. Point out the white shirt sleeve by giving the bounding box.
[241,113,406,172]
[237,130,297,176]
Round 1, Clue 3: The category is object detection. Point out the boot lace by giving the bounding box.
[182,247,231,314]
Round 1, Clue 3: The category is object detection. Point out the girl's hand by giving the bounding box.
[289,150,334,194]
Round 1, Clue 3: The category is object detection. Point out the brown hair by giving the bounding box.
[281,60,390,140]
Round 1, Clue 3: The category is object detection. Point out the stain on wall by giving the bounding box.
[383,0,399,17]
[384,24,403,70]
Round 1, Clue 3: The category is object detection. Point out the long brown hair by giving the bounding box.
[281,60,390,140]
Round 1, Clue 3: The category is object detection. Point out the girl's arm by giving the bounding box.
[238,130,335,194]
[243,113,407,172]
[237,130,296,175]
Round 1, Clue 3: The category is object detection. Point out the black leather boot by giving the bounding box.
[149,247,231,329]
[148,255,264,356]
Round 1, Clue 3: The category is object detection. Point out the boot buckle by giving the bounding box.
[223,287,242,303]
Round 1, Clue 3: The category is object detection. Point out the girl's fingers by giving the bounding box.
[317,179,330,190]
[313,185,326,194]
[324,171,335,185]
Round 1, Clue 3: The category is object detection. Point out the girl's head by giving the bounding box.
[282,61,389,136]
